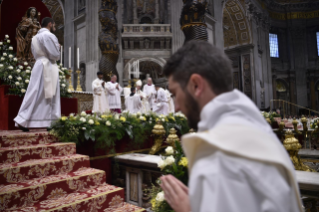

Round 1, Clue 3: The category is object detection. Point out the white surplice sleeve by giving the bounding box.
[43,34,60,61]
[157,89,168,103]
[106,82,117,95]
[189,145,298,212]
[92,79,102,96]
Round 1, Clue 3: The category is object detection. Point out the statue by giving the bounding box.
[98,0,119,82]
[16,7,41,63]
[180,0,208,43]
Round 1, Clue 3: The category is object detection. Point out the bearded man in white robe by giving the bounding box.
[136,80,150,114]
[143,77,156,110]
[92,71,109,114]
[125,87,142,114]
[106,74,123,113]
[153,82,169,116]
[160,41,302,212]
[14,17,61,132]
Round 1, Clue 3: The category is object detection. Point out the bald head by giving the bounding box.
[111,75,117,83]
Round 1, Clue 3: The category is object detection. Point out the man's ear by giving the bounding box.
[187,74,204,98]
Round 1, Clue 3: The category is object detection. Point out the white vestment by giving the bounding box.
[182,89,302,212]
[153,88,169,116]
[165,89,175,113]
[136,89,150,114]
[106,82,123,109]
[14,28,61,128]
[92,78,109,114]
[125,94,142,114]
[143,84,156,109]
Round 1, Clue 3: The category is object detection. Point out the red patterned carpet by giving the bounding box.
[0,130,145,211]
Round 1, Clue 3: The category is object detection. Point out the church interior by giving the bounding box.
[1,0,319,211]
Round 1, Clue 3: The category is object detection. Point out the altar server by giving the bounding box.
[136,80,150,113]
[106,74,123,113]
[125,87,142,114]
[143,77,156,109]
[160,41,302,212]
[14,17,60,132]
[92,72,109,114]
[153,82,169,116]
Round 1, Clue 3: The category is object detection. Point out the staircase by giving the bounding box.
[0,130,145,212]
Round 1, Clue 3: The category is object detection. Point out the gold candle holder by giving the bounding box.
[76,69,83,92]
[67,69,74,91]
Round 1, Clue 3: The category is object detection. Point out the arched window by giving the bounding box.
[269,33,279,58]
[316,32,319,56]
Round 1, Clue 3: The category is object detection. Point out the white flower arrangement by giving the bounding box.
[3,53,7,56]
[7,40,10,43]
[17,77,22,81]
[21,89,26,93]
[8,54,13,58]
[5,35,9,39]
[0,64,3,68]
[8,46,13,50]
[81,111,87,117]
[15,82,20,86]
[164,156,175,166]
[82,127,86,130]
[19,65,23,69]
[0,42,3,45]
[1,57,4,61]
[24,62,28,66]
[157,159,167,169]
[88,119,94,125]
[26,70,30,74]
[80,117,86,123]
[13,58,17,62]
[8,66,13,70]
[156,191,165,202]
[106,121,111,126]
[68,89,72,93]
[26,66,31,70]
[16,69,21,73]
[62,84,66,87]
[8,75,12,79]
[25,80,29,84]
[165,146,174,155]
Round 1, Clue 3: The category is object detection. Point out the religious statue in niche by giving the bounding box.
[98,0,119,82]
[16,7,41,63]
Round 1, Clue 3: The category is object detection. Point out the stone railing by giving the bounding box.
[123,24,171,34]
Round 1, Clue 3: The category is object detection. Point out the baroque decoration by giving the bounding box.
[16,7,41,63]
[98,0,120,82]
[180,0,209,43]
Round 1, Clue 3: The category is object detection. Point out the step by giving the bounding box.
[0,130,57,148]
[0,143,76,164]
[11,183,145,212]
[0,168,106,210]
[0,154,90,184]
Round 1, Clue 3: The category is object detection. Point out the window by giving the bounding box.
[317,32,319,56]
[269,33,279,58]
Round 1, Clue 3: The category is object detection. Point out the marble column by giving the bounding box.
[64,0,75,85]
[154,0,159,24]
[171,0,184,53]
[85,0,100,91]
[117,0,124,85]
[133,0,138,24]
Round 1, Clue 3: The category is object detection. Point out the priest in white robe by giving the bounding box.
[136,80,150,114]
[160,41,302,212]
[106,74,123,113]
[153,82,169,116]
[92,71,109,114]
[14,18,61,131]
[143,77,156,110]
[165,89,175,114]
[125,87,142,114]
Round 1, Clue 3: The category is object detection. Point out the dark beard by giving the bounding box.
[184,90,201,131]
[50,26,55,33]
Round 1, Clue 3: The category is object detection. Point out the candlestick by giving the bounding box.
[76,69,83,92]
[67,68,74,91]
[60,45,63,65]
[77,48,80,69]
[69,47,71,69]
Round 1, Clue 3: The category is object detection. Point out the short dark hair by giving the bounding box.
[163,40,233,95]
[41,17,55,27]
[97,71,103,76]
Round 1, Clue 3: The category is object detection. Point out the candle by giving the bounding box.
[69,47,71,69]
[77,48,80,69]
[60,45,63,65]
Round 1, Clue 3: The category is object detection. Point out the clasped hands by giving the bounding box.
[160,175,191,212]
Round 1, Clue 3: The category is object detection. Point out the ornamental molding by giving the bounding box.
[245,0,271,30]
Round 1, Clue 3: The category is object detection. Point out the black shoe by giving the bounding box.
[18,125,29,132]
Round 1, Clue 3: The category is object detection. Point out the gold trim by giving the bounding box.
[181,22,207,30]
[1,142,75,151]
[102,50,119,55]
[44,188,123,212]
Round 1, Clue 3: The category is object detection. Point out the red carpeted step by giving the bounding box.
[0,143,76,164]
[0,154,90,184]
[0,168,106,210]
[0,130,57,148]
[10,183,145,212]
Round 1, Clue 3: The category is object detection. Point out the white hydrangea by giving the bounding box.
[157,159,167,169]
[62,84,66,87]
[8,55,13,58]
[82,127,86,130]
[26,70,30,74]
[3,53,7,57]
[8,46,13,50]
[114,114,119,120]
[156,192,165,202]
[1,57,4,61]
[27,66,31,70]
[165,156,175,166]
[0,64,3,68]
[106,121,111,126]
[88,119,94,125]
[17,77,22,81]
[21,89,26,93]
[80,117,86,123]
[165,146,174,155]
[25,80,29,84]
[8,75,12,79]
[0,42,3,45]
[24,62,28,66]
[70,113,74,117]
[8,66,13,70]
[13,58,17,62]
[81,111,87,117]
[19,65,23,69]
[15,82,20,86]
[5,35,9,39]
[7,40,10,43]
[68,89,72,93]
[16,69,21,73]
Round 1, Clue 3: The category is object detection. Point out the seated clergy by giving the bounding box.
[92,72,109,114]
[136,80,150,114]
[125,87,142,114]
[153,81,169,116]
